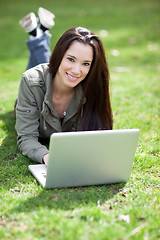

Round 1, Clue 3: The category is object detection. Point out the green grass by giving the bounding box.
[0,0,160,239]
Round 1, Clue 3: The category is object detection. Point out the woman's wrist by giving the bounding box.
[43,153,49,165]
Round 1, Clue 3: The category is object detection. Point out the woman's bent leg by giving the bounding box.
[26,32,51,69]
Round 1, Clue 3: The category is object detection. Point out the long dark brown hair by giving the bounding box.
[49,27,113,130]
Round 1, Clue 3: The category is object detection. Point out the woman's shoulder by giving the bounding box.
[22,63,50,87]
[23,63,49,78]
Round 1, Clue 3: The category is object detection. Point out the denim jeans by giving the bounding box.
[14,32,52,112]
[26,32,51,70]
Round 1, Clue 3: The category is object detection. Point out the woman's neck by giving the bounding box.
[52,77,74,97]
[52,77,75,118]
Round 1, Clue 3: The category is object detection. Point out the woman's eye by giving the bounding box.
[67,57,74,62]
[83,62,90,66]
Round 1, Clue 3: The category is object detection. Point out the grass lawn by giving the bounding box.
[0,0,159,239]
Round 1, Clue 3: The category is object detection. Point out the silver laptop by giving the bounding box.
[28,129,140,189]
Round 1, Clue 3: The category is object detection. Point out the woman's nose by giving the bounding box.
[72,63,81,75]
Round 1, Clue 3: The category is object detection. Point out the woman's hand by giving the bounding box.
[43,153,49,166]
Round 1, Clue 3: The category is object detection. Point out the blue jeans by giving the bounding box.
[26,32,51,70]
[14,32,52,112]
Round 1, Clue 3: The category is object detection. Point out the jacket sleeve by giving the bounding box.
[15,74,49,163]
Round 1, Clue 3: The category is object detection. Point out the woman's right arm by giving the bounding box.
[15,74,49,163]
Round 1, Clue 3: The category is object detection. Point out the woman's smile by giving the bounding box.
[66,72,80,82]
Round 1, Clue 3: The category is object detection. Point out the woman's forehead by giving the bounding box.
[65,41,93,61]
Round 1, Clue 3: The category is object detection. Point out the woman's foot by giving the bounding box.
[19,12,37,36]
[38,7,55,31]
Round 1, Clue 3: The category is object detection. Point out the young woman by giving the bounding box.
[15,10,113,165]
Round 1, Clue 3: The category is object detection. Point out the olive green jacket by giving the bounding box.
[15,64,84,163]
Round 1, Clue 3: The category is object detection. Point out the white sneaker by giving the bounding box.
[38,7,55,29]
[19,12,37,33]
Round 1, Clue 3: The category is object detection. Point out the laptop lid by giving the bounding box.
[45,129,140,189]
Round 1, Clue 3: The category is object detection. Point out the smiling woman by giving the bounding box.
[15,15,113,165]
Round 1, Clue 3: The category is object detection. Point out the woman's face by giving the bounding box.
[55,41,93,89]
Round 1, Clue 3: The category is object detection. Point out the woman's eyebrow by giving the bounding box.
[67,54,92,62]
[67,54,76,59]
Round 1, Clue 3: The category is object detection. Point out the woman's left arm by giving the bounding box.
[15,73,49,163]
